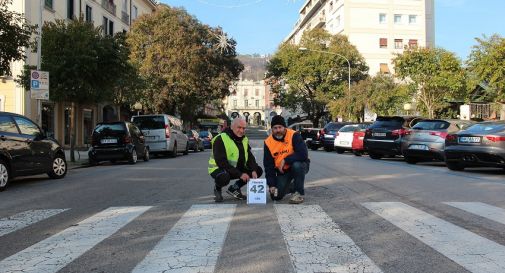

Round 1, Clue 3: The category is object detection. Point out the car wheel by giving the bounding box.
[0,159,10,192]
[170,143,177,158]
[369,152,382,160]
[110,160,116,164]
[446,161,464,171]
[324,146,332,152]
[89,157,98,166]
[47,154,67,179]
[193,144,199,153]
[129,149,138,164]
[404,156,418,165]
[310,145,319,151]
[143,148,150,162]
[183,142,189,155]
[353,151,363,157]
[336,148,345,154]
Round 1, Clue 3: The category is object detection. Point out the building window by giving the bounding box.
[244,100,248,107]
[394,14,402,24]
[409,15,417,24]
[379,13,386,24]
[109,20,114,35]
[244,89,248,97]
[103,17,109,35]
[233,100,237,107]
[85,5,92,22]
[67,0,74,19]
[255,100,259,108]
[379,38,387,49]
[409,39,418,48]
[45,0,53,9]
[379,63,390,74]
[335,15,341,27]
[255,89,259,96]
[394,39,403,49]
[133,5,138,20]
[329,1,333,11]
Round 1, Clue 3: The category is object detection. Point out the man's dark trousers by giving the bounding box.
[270,161,308,201]
[211,167,264,190]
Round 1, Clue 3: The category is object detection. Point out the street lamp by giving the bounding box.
[134,102,142,116]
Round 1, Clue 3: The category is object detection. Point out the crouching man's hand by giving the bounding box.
[269,187,278,197]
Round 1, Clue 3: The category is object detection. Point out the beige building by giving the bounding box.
[285,0,435,75]
[224,79,274,126]
[1,0,156,148]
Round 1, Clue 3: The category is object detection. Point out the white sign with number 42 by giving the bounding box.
[247,179,267,204]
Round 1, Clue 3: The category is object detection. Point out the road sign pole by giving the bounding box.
[36,0,43,125]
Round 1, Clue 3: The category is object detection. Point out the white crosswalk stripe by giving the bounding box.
[275,204,383,273]
[0,209,68,237]
[445,202,505,225]
[363,202,505,273]
[0,206,152,273]
[132,204,236,273]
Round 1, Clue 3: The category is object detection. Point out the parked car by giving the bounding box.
[334,123,371,154]
[401,119,475,164]
[186,130,204,152]
[288,121,314,132]
[131,114,189,157]
[444,121,505,171]
[352,128,367,156]
[322,122,351,152]
[199,131,213,149]
[364,116,422,159]
[88,122,150,165]
[303,128,324,150]
[0,112,67,191]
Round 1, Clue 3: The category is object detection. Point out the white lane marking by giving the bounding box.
[363,202,505,273]
[132,204,236,273]
[0,206,152,273]
[0,209,68,237]
[275,204,383,273]
[445,202,505,225]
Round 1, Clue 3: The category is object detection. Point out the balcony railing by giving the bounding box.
[101,0,116,16]
[121,11,130,25]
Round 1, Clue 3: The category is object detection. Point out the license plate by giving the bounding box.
[373,133,386,137]
[306,138,312,141]
[145,136,156,141]
[325,134,335,139]
[459,136,481,143]
[409,144,428,150]
[340,141,349,145]
[100,138,117,144]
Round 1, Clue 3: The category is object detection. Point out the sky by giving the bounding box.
[160,0,505,60]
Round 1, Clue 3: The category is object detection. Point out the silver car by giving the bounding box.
[131,114,189,157]
[401,119,474,164]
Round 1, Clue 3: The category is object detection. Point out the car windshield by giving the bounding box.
[464,123,505,134]
[412,121,450,130]
[199,131,210,138]
[339,125,358,132]
[370,118,403,129]
[325,123,346,130]
[93,123,126,134]
[132,116,165,130]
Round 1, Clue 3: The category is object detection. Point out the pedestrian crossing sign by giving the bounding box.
[247,179,267,204]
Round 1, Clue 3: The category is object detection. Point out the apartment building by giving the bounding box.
[1,0,156,148]
[285,0,435,75]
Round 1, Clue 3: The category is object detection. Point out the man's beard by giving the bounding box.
[273,133,284,140]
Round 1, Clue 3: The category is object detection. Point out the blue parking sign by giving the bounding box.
[31,80,40,89]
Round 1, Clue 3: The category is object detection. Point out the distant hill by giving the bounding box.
[237,55,270,82]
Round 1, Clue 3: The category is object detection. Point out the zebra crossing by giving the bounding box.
[1,202,505,273]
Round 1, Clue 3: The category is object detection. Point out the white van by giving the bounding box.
[131,114,189,157]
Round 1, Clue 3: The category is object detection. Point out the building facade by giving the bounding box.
[1,0,156,148]
[224,79,274,126]
[285,0,435,75]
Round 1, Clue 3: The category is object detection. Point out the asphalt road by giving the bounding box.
[1,132,505,273]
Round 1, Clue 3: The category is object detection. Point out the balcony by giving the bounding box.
[314,14,326,28]
[101,0,116,16]
[121,11,129,25]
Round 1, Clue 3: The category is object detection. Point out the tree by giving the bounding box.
[393,47,466,118]
[0,0,36,76]
[127,5,243,123]
[266,28,368,125]
[466,34,505,102]
[18,18,131,161]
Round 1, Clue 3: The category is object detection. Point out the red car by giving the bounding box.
[352,129,367,156]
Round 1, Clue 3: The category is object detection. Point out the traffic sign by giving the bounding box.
[30,70,49,100]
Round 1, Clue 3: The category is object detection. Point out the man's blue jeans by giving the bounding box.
[271,161,309,201]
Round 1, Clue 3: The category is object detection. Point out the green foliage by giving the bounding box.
[0,0,36,76]
[127,6,243,122]
[466,34,505,102]
[266,28,368,124]
[393,47,466,118]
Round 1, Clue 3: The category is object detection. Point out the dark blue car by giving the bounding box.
[199,131,213,149]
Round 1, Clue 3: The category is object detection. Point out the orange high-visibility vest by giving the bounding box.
[265,128,296,171]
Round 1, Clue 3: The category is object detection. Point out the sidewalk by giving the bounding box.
[64,149,89,169]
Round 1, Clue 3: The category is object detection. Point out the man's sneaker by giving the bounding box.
[214,187,224,202]
[289,192,304,204]
[226,186,246,200]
